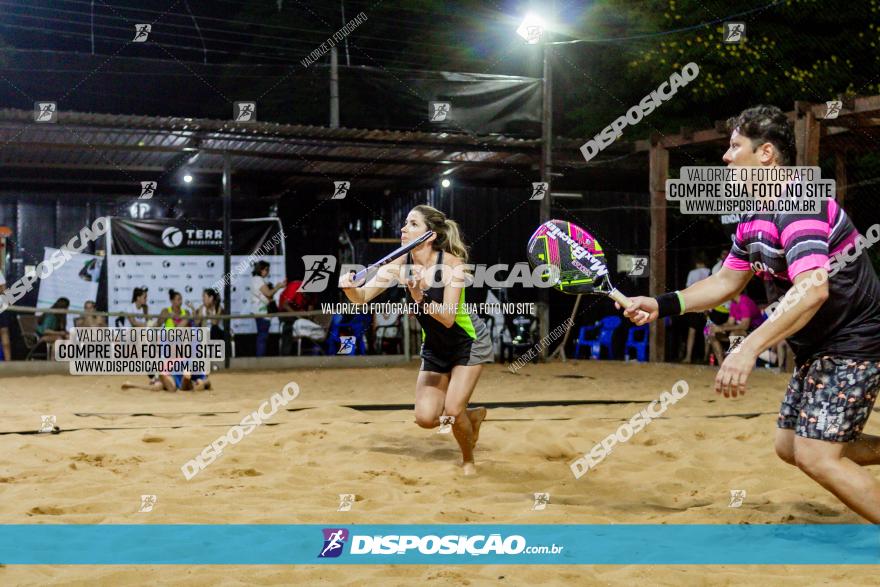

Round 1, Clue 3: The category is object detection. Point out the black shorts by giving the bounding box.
[777,356,880,442]
[420,337,493,374]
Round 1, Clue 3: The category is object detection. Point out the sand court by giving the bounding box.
[0,361,878,584]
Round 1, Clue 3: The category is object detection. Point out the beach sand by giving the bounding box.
[0,360,877,585]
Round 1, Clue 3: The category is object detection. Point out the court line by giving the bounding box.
[344,400,641,410]
[0,418,577,435]
[73,411,240,416]
[0,412,786,435]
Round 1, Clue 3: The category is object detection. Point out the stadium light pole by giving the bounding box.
[519,10,553,358]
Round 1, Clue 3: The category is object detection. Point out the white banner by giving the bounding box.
[36,247,102,312]
[107,254,285,334]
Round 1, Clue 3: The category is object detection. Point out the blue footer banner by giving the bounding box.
[0,525,878,564]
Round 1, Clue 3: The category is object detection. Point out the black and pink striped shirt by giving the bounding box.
[724,199,880,363]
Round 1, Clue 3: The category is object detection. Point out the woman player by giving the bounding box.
[340,205,491,475]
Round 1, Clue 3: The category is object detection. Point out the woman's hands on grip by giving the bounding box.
[404,265,426,303]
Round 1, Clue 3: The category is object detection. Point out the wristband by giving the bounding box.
[655,291,685,318]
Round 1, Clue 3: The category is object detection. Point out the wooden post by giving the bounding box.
[649,143,668,363]
[835,150,847,206]
[222,152,232,369]
[794,101,820,166]
[550,294,581,361]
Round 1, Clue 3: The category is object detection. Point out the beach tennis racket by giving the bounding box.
[526,219,636,308]
[353,230,434,286]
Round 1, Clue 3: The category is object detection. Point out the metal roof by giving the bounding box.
[0,109,544,189]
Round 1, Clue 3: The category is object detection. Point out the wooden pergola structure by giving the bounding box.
[634,95,880,362]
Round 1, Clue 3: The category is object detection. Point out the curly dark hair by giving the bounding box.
[726,105,796,166]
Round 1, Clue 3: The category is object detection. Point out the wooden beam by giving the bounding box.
[633,95,880,153]
[810,94,880,119]
[835,150,847,206]
[635,128,727,152]
[649,143,668,363]
[795,101,820,166]
[4,141,533,170]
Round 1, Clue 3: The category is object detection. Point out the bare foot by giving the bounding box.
[462,461,477,476]
[121,382,134,390]
[469,407,487,449]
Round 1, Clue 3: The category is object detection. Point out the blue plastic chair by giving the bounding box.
[624,324,650,362]
[573,325,599,359]
[325,314,370,355]
[574,316,622,359]
[594,316,622,359]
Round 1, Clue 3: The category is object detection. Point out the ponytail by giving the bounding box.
[411,205,468,263]
[442,218,468,261]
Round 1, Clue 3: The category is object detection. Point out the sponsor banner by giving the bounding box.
[107,218,285,334]
[109,218,283,256]
[0,525,878,564]
[35,247,102,312]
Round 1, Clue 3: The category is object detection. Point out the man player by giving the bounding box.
[621,105,880,522]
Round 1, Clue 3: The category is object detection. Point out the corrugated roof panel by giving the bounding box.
[0,109,542,185]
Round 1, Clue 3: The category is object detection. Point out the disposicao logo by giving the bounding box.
[318,528,349,558]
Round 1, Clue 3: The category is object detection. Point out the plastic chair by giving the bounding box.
[624,324,649,362]
[500,314,537,363]
[325,314,343,355]
[597,316,623,359]
[573,325,599,359]
[18,314,48,360]
[325,314,370,355]
[375,314,403,355]
[574,316,622,359]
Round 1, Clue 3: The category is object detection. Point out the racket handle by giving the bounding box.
[610,288,652,323]
[352,268,370,284]
[608,288,632,308]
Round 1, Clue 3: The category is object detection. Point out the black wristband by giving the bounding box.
[655,291,684,318]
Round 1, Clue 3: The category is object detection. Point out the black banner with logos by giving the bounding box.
[110,218,283,256]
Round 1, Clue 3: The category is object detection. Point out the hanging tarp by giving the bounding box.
[0,51,542,136]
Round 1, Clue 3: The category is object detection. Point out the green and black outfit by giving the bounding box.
[406,250,493,373]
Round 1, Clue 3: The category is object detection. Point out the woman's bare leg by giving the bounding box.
[158,374,177,392]
[684,327,696,363]
[414,370,448,429]
[446,364,484,476]
[0,327,11,361]
[121,381,163,391]
[468,406,487,448]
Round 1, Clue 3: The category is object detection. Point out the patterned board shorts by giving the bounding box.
[778,356,880,442]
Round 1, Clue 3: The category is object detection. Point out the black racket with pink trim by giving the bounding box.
[526,219,637,309]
